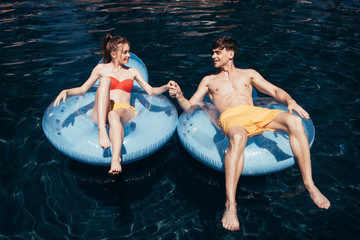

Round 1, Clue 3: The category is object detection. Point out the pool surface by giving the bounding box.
[0,1,359,239]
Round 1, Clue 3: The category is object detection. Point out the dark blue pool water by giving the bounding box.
[1,0,359,239]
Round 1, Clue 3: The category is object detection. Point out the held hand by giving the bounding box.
[168,80,177,89]
[165,81,174,90]
[287,100,309,119]
[53,90,68,107]
[168,81,183,99]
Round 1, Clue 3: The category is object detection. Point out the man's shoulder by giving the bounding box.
[235,67,256,73]
[203,73,217,80]
[199,74,215,85]
[233,68,260,79]
[202,71,222,81]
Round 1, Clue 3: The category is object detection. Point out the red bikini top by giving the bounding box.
[109,76,133,93]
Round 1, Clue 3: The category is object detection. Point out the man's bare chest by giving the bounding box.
[208,76,251,95]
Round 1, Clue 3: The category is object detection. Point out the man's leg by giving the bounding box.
[266,112,330,209]
[222,126,248,231]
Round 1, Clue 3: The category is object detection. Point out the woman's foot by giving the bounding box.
[109,158,122,175]
[98,128,111,148]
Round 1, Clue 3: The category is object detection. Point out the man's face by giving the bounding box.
[212,47,233,68]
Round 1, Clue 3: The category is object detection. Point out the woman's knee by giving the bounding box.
[107,110,119,123]
[99,76,111,87]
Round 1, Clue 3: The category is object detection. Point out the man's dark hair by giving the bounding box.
[212,36,239,52]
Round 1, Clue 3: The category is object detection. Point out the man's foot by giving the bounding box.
[109,158,122,175]
[306,185,331,209]
[222,202,240,231]
[98,128,111,148]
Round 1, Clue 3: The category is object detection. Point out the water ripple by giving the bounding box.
[0,0,359,239]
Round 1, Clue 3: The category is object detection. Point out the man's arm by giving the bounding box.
[250,69,310,119]
[169,78,209,111]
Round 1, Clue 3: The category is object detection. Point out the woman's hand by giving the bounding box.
[53,90,68,107]
[168,81,183,99]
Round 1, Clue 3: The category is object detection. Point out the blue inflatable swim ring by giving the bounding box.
[43,54,178,166]
[177,95,315,176]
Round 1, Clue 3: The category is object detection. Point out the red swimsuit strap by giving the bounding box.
[109,76,134,93]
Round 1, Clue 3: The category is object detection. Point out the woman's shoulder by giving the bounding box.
[128,67,140,77]
[94,63,113,76]
[128,66,138,72]
[96,62,111,69]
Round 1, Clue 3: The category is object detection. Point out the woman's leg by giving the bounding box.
[92,77,111,148]
[107,107,134,175]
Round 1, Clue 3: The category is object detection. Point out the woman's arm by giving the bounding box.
[131,68,170,96]
[53,65,101,106]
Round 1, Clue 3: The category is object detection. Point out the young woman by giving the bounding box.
[53,34,171,175]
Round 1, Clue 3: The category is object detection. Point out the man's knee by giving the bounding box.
[228,128,248,147]
[287,115,304,133]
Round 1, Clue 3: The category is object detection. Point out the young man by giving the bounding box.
[169,36,330,231]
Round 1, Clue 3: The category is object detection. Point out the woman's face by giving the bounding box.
[112,43,131,65]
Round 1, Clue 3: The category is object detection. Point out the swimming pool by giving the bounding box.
[0,0,359,239]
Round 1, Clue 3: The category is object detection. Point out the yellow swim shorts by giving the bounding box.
[111,102,136,113]
[219,105,285,136]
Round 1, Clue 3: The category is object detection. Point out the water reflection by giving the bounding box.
[76,0,239,35]
[0,0,359,239]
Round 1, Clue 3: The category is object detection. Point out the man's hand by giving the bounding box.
[287,100,310,119]
[169,80,183,99]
